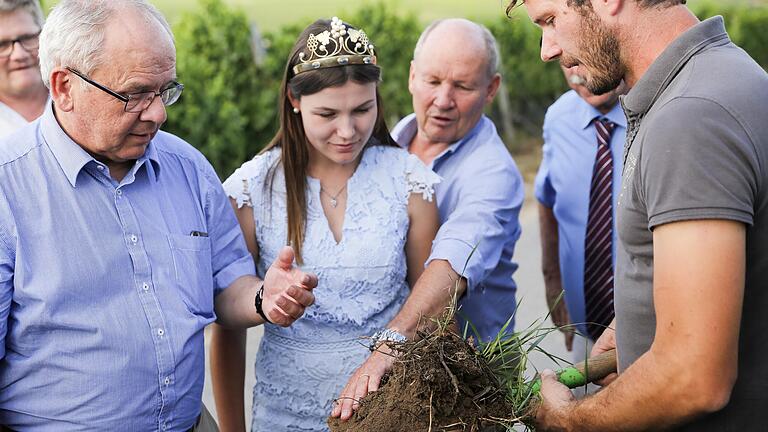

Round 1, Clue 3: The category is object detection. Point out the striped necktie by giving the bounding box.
[584,117,616,341]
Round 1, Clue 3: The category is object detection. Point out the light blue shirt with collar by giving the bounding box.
[0,104,254,431]
[534,89,627,336]
[391,114,524,342]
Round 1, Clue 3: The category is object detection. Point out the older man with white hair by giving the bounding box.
[0,1,317,430]
[332,18,524,421]
[0,0,48,137]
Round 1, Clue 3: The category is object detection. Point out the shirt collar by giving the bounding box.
[623,16,729,117]
[0,100,28,125]
[143,140,161,180]
[392,112,486,156]
[392,113,417,150]
[576,94,627,131]
[41,102,161,187]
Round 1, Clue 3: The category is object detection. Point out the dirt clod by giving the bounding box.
[328,329,523,432]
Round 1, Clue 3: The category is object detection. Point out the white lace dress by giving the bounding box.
[223,145,441,432]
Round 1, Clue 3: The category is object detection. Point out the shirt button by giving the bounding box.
[142,283,150,291]
[164,376,171,385]
[130,234,138,244]
[116,189,123,196]
[157,328,165,336]
[162,423,168,431]
[97,165,105,171]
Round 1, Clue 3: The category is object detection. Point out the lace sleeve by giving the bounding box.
[404,154,442,202]
[222,152,275,208]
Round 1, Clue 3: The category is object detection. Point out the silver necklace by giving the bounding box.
[320,183,347,208]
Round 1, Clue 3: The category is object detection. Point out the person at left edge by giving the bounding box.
[0,0,49,138]
[0,1,317,431]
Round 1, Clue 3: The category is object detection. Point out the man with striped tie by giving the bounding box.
[512,0,768,430]
[535,65,626,364]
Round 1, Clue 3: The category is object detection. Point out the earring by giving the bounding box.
[293,107,300,114]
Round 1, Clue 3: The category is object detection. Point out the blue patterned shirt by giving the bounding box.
[391,114,524,342]
[0,104,254,431]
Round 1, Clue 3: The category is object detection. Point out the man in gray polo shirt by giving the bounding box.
[510,0,768,430]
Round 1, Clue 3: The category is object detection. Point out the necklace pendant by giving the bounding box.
[330,198,338,208]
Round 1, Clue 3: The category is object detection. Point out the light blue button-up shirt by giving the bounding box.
[0,104,255,431]
[534,90,627,336]
[391,114,524,342]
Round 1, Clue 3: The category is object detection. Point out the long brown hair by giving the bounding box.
[261,18,397,264]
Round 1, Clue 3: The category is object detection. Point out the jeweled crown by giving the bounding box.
[292,17,377,75]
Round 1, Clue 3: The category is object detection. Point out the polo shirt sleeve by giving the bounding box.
[427,153,524,291]
[640,97,758,229]
[200,163,256,296]
[535,126,556,208]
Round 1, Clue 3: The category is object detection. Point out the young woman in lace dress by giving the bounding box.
[209,18,441,432]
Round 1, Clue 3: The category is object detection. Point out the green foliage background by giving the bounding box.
[159,0,768,177]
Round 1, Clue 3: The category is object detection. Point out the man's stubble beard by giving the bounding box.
[577,6,626,95]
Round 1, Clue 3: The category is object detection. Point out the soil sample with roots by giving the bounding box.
[327,325,529,432]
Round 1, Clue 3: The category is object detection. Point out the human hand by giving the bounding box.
[261,246,318,327]
[545,285,574,351]
[590,319,617,386]
[534,369,577,431]
[551,302,574,352]
[330,346,396,420]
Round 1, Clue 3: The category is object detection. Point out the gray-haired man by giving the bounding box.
[0,1,317,430]
[0,0,48,137]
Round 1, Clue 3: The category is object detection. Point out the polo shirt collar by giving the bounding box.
[42,102,161,187]
[623,16,729,117]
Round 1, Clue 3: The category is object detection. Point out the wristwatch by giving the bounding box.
[368,328,407,352]
[254,284,272,324]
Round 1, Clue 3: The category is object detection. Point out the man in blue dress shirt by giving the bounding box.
[332,18,524,421]
[535,66,626,361]
[0,1,316,430]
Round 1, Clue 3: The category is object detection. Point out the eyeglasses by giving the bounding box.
[0,31,41,58]
[66,67,184,113]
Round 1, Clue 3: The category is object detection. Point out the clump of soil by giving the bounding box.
[328,327,528,432]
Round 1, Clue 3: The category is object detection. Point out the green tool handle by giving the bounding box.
[531,348,617,392]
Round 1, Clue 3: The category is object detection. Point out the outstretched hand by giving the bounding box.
[331,345,397,420]
[261,246,318,327]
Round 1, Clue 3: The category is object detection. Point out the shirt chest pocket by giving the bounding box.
[167,234,214,318]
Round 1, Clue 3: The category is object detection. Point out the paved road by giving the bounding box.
[202,195,571,425]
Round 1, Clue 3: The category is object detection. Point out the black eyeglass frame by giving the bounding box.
[65,67,184,113]
[0,30,42,58]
